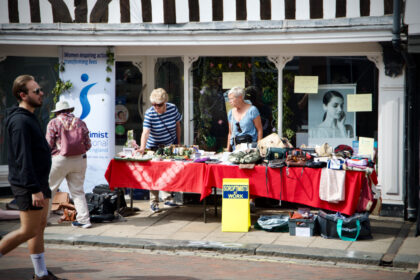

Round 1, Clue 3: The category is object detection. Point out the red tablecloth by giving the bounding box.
[105,159,376,216]
[104,159,206,193]
[202,165,372,215]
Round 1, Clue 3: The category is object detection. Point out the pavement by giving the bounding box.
[0,196,419,270]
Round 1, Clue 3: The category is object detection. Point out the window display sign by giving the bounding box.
[308,84,356,147]
[294,76,319,94]
[222,72,245,89]
[358,137,374,158]
[347,94,372,112]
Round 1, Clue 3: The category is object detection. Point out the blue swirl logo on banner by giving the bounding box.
[79,73,97,120]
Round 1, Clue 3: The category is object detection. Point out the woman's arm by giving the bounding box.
[227,123,232,151]
[176,121,181,144]
[253,115,263,141]
[139,127,151,155]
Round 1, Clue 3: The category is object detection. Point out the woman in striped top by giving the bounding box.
[138,88,182,212]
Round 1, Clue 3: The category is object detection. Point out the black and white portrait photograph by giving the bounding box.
[308,84,356,147]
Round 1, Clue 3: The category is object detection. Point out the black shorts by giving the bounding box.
[10,185,51,211]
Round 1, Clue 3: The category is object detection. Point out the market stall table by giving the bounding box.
[105,159,377,221]
[202,164,377,216]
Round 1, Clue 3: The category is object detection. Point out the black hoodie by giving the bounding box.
[5,105,52,194]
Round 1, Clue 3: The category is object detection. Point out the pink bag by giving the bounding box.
[58,117,86,156]
[356,178,375,213]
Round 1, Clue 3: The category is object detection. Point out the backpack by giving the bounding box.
[57,116,87,156]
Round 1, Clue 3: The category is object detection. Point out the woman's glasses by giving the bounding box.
[152,103,164,108]
[235,122,242,133]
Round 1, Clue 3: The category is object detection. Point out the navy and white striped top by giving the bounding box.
[143,103,182,149]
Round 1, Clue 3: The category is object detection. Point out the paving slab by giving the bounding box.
[309,236,352,250]
[273,235,316,247]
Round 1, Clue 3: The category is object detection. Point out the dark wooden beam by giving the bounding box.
[29,0,41,23]
[141,0,152,22]
[90,0,112,23]
[285,0,295,19]
[236,0,246,20]
[164,0,176,24]
[360,0,370,16]
[212,0,223,21]
[47,0,72,23]
[74,0,88,23]
[8,0,19,23]
[189,0,199,22]
[120,0,130,23]
[310,0,323,19]
[260,0,271,20]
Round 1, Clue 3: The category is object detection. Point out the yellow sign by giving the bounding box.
[358,137,374,158]
[294,76,319,94]
[222,178,250,232]
[347,94,372,112]
[222,72,245,89]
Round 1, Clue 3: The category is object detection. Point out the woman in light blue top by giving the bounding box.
[226,86,263,151]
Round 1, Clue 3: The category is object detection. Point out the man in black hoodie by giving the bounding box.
[0,75,64,280]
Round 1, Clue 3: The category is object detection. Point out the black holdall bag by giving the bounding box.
[85,184,127,223]
[317,210,373,241]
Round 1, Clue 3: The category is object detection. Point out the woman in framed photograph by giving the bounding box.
[310,90,354,138]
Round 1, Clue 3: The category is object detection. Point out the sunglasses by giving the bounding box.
[235,122,242,133]
[32,88,43,95]
[152,103,164,108]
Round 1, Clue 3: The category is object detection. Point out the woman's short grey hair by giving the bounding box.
[150,88,168,104]
[228,86,245,99]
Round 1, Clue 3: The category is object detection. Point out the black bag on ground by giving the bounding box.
[316,210,372,241]
[85,184,126,222]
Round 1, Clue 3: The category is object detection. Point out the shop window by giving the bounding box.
[155,57,184,113]
[192,57,278,152]
[115,62,143,145]
[283,56,378,150]
[155,57,184,143]
[0,56,58,165]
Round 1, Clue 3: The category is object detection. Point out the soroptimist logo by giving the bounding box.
[79,73,97,120]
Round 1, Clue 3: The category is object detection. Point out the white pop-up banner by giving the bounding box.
[58,46,115,193]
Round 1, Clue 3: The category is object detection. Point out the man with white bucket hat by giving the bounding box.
[46,100,92,228]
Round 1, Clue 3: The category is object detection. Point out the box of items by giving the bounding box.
[288,216,316,237]
[288,208,316,237]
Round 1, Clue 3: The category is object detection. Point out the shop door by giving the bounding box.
[154,57,184,143]
[115,62,144,146]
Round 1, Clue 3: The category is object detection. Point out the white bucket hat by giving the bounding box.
[51,100,74,113]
